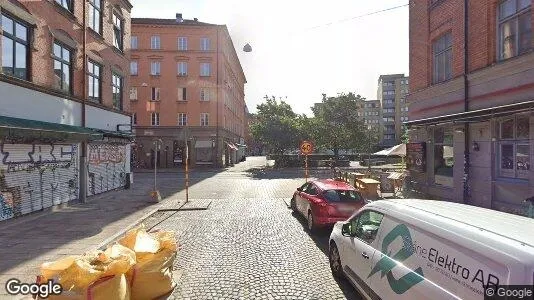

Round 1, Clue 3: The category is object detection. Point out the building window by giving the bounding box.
[200,37,210,51]
[88,0,102,34]
[113,13,123,51]
[200,88,210,101]
[130,87,137,101]
[132,113,137,125]
[151,35,161,49]
[87,60,101,102]
[384,99,395,105]
[178,113,187,126]
[434,127,454,179]
[178,87,187,101]
[499,115,530,179]
[130,61,138,75]
[200,113,209,126]
[384,134,395,140]
[151,112,159,126]
[178,37,187,50]
[55,0,73,12]
[498,0,531,60]
[151,87,160,101]
[383,91,395,96]
[383,117,395,122]
[383,108,395,113]
[177,62,187,76]
[112,73,123,110]
[200,62,211,76]
[433,32,453,84]
[151,61,161,75]
[131,36,138,49]
[53,42,72,93]
[1,14,29,80]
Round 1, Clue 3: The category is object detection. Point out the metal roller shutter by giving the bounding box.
[0,143,79,221]
[87,143,127,196]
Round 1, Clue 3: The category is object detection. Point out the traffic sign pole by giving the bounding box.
[305,154,308,182]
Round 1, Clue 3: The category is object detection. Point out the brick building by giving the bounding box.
[130,14,247,168]
[406,0,533,215]
[0,0,133,222]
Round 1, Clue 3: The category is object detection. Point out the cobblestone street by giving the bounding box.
[150,158,362,300]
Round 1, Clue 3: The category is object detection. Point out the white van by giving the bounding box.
[328,199,534,300]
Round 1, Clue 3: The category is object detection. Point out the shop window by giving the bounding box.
[434,128,454,180]
[499,116,530,179]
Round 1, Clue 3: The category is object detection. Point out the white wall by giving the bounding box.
[0,81,81,125]
[86,106,131,131]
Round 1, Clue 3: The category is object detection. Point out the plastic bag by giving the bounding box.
[41,274,130,300]
[119,225,179,300]
[38,244,136,300]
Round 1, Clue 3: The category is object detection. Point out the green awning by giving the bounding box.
[0,115,103,142]
[96,129,134,140]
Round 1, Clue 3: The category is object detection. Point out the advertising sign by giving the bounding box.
[406,142,426,173]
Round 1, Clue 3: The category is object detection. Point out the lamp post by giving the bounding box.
[151,138,163,202]
[368,125,372,175]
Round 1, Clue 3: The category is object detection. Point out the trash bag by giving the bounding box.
[40,274,130,300]
[118,226,179,300]
[38,244,136,300]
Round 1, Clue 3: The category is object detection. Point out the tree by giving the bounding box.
[400,124,409,144]
[250,96,304,154]
[311,92,368,158]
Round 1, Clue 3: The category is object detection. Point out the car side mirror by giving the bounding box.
[297,187,302,192]
[342,223,352,237]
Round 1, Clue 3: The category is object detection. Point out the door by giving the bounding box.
[301,183,320,218]
[339,209,384,299]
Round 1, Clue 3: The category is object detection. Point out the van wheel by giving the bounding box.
[290,196,296,211]
[307,211,316,233]
[329,243,343,278]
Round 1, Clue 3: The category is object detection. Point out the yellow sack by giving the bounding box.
[39,244,136,299]
[127,249,177,300]
[43,274,130,300]
[119,226,179,300]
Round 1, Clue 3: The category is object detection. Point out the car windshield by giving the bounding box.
[323,189,362,202]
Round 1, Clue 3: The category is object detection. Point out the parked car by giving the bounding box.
[290,179,366,232]
[328,199,534,300]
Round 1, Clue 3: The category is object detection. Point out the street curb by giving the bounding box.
[94,200,189,251]
[94,207,160,251]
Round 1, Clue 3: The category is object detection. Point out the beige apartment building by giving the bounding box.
[377,74,409,147]
[130,14,247,168]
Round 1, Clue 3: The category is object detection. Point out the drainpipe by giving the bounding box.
[216,26,220,167]
[79,0,87,203]
[462,0,470,205]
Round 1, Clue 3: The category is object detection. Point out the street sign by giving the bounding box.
[300,141,314,155]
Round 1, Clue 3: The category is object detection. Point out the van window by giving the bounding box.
[351,210,384,244]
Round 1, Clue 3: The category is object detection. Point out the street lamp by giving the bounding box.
[151,138,163,202]
[368,125,372,175]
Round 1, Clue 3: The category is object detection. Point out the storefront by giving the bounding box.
[0,115,102,221]
[406,101,534,216]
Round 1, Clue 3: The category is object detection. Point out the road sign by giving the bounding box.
[300,141,314,155]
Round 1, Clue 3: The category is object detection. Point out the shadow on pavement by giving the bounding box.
[0,166,226,278]
[290,210,363,300]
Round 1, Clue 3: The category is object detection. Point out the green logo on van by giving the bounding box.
[367,224,424,294]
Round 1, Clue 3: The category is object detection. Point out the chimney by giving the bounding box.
[176,13,183,23]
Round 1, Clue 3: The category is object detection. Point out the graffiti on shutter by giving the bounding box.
[87,144,126,196]
[0,143,79,221]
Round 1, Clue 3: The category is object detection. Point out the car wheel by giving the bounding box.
[290,196,296,211]
[329,243,343,278]
[307,211,316,232]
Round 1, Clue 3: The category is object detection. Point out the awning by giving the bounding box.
[95,129,134,140]
[374,144,406,157]
[406,100,534,127]
[0,115,102,141]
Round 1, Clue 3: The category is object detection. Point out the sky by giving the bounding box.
[130,0,409,116]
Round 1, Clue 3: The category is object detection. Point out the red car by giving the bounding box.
[290,179,366,232]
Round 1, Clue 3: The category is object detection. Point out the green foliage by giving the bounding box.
[251,96,307,154]
[310,92,369,156]
[400,124,409,144]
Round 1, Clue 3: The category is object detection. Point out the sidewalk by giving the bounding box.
[0,176,186,299]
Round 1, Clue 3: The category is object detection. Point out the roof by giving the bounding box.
[0,115,102,140]
[371,199,534,246]
[313,179,355,191]
[131,18,217,26]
